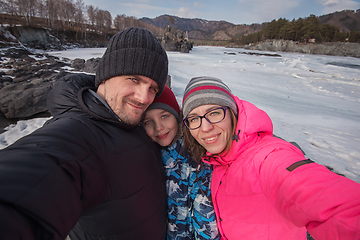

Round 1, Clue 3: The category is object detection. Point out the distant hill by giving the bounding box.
[318,10,360,32]
[140,14,264,42]
[140,14,235,32]
[140,10,359,42]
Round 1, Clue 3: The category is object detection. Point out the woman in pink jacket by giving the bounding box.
[181,76,360,240]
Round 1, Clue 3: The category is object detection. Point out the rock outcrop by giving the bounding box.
[241,39,360,58]
[10,26,63,50]
[0,47,99,119]
[0,25,109,50]
[161,26,193,53]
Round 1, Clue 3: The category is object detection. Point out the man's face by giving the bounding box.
[97,75,159,125]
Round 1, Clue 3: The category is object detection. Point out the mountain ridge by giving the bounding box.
[139,10,360,42]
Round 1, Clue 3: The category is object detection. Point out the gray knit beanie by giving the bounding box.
[95,27,168,96]
[182,76,238,118]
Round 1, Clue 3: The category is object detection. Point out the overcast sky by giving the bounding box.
[80,0,360,25]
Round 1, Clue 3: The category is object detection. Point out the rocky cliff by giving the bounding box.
[0,25,110,50]
[239,39,360,58]
[0,47,99,122]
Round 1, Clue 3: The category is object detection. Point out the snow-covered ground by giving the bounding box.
[1,46,360,182]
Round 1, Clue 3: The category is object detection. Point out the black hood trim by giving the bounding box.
[78,87,137,131]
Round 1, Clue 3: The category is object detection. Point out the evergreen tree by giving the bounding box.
[320,24,339,42]
[279,21,295,40]
[300,15,323,42]
[263,19,277,39]
[264,18,288,39]
[293,18,304,41]
[349,31,360,43]
[333,31,348,42]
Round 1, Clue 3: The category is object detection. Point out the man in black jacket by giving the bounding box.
[0,27,168,240]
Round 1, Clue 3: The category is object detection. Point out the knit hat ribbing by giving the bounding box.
[182,76,238,118]
[95,27,168,96]
[146,85,180,122]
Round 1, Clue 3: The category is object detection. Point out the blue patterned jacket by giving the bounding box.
[161,138,220,240]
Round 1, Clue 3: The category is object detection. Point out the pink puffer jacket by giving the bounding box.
[204,96,360,240]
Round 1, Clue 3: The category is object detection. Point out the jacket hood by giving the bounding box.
[205,96,273,165]
[47,73,96,117]
[47,73,135,130]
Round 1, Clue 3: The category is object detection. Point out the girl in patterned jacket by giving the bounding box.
[181,76,360,240]
[142,85,220,240]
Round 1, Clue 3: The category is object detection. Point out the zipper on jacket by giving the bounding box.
[214,162,230,240]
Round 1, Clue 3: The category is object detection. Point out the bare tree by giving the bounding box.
[74,0,85,39]
[114,14,126,31]
[127,16,136,27]
[74,0,84,24]
[103,10,112,31]
[17,0,39,25]
[45,0,58,27]
[95,9,112,33]
[37,0,48,19]
[1,0,19,16]
[86,5,96,26]
[113,14,163,37]
[95,8,104,32]
[57,0,76,28]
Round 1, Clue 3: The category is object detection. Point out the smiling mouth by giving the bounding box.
[127,99,147,111]
[157,132,169,140]
[129,103,144,111]
[204,134,219,143]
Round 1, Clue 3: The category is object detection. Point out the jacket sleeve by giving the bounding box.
[258,147,360,240]
[0,117,108,240]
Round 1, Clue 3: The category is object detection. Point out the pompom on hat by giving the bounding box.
[182,76,238,118]
[146,85,180,122]
[95,27,168,96]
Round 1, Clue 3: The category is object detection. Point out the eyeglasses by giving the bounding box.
[183,106,227,130]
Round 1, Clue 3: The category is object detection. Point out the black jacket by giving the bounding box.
[0,73,167,240]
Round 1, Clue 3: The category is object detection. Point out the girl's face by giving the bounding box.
[187,104,233,155]
[142,109,178,147]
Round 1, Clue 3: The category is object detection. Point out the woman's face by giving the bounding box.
[142,109,178,147]
[187,104,233,154]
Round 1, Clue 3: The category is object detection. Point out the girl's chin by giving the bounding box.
[157,139,172,147]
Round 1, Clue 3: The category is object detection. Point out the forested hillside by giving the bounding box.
[233,12,360,45]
